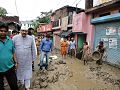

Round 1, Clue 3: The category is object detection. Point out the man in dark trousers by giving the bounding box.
[28,28,36,71]
[0,22,18,90]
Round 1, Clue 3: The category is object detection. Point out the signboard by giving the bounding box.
[106,27,116,35]
[101,37,108,47]
[109,38,117,49]
[37,25,46,32]
[46,24,52,31]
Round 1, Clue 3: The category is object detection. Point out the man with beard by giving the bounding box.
[12,28,37,90]
[0,22,18,90]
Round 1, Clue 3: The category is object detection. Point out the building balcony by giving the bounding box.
[52,15,74,30]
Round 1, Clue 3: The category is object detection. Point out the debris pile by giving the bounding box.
[86,66,120,89]
[31,60,73,89]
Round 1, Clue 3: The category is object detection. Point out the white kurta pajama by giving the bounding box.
[12,34,37,87]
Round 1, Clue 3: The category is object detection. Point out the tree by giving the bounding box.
[32,10,52,30]
[0,7,7,16]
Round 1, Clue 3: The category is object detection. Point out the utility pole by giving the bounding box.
[76,4,78,14]
[75,0,82,14]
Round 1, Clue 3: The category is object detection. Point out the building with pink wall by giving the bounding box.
[51,5,84,49]
[37,5,94,50]
[72,12,94,49]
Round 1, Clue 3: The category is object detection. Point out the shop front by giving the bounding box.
[91,13,120,67]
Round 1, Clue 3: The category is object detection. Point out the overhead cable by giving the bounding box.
[72,0,78,5]
[76,0,82,6]
[15,0,19,15]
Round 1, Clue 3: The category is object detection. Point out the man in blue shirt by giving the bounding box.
[39,33,53,70]
[0,23,18,90]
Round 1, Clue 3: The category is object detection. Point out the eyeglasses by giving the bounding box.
[0,30,8,32]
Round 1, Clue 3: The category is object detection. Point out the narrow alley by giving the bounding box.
[1,1,120,90]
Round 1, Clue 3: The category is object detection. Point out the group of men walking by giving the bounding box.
[60,37,76,64]
[0,22,53,90]
[60,37,106,66]
[0,22,106,90]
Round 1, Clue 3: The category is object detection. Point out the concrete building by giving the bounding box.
[37,5,93,51]
[20,20,34,30]
[51,5,84,49]
[85,0,120,67]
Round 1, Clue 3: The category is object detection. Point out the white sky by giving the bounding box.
[0,0,85,21]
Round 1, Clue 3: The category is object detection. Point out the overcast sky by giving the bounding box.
[0,0,85,21]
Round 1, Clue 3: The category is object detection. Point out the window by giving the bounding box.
[52,20,59,27]
[68,12,72,16]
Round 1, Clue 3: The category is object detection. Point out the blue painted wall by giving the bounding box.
[93,21,120,66]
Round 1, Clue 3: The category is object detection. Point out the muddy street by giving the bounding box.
[31,52,120,90]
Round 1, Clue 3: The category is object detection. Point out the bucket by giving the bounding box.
[92,51,101,60]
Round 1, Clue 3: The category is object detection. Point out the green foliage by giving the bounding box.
[0,7,7,16]
[32,19,40,30]
[38,16,50,23]
[32,10,52,30]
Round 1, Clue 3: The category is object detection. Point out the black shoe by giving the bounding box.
[40,66,42,70]
[32,68,35,71]
[45,66,48,70]
[18,84,25,90]
[38,63,40,66]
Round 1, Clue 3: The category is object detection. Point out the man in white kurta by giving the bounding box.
[12,29,37,90]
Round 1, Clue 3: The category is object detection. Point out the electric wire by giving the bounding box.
[15,0,19,15]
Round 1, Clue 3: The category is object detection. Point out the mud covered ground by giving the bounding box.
[30,53,120,90]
